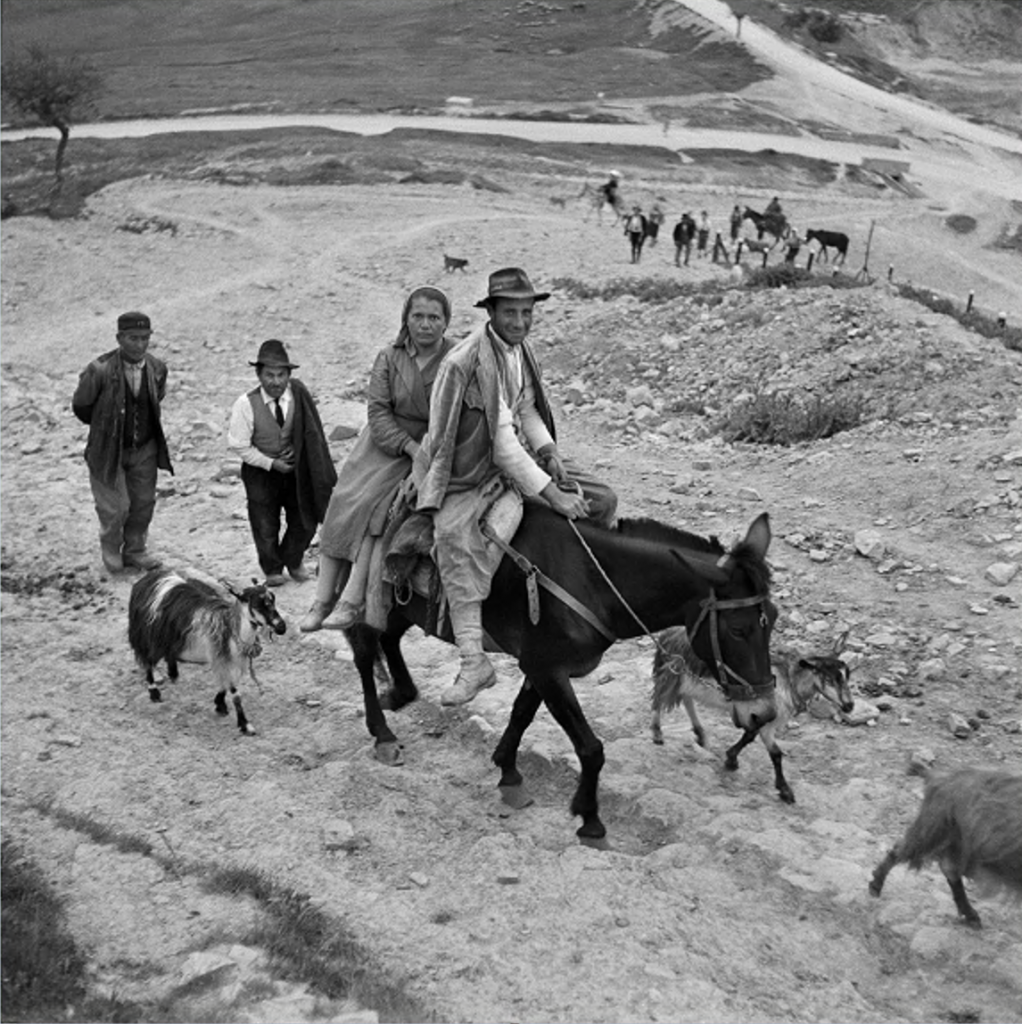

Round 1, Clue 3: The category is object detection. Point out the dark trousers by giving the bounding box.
[628,232,645,263]
[241,462,315,575]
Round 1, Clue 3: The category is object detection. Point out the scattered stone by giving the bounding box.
[409,872,430,888]
[496,872,520,885]
[737,486,761,502]
[330,424,360,441]
[917,658,945,681]
[968,604,989,615]
[854,529,885,559]
[984,561,1019,586]
[947,712,972,739]
[322,820,359,852]
[841,699,880,726]
[909,747,935,773]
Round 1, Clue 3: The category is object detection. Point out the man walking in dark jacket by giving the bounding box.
[228,339,337,586]
[72,311,173,574]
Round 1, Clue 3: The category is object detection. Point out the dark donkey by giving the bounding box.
[804,228,849,263]
[743,206,789,242]
[345,507,776,840]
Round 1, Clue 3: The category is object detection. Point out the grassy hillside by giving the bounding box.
[0,0,767,121]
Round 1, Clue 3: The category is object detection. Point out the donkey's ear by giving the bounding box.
[741,513,771,559]
[671,549,729,587]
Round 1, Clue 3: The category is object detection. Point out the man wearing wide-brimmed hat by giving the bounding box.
[413,267,617,706]
[72,311,173,574]
[228,339,336,586]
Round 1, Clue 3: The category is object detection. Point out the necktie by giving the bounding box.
[274,400,285,428]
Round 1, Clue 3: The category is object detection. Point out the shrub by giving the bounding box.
[896,282,1022,351]
[743,264,812,289]
[551,276,718,304]
[807,11,842,43]
[945,214,977,235]
[719,389,867,446]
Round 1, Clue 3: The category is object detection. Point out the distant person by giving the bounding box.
[624,205,648,263]
[647,199,666,246]
[783,227,802,265]
[72,311,173,574]
[600,172,621,222]
[228,339,336,586]
[697,211,711,258]
[300,286,453,632]
[729,204,743,242]
[765,196,783,217]
[673,212,696,267]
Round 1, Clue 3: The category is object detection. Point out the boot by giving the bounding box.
[441,599,497,706]
[299,554,345,632]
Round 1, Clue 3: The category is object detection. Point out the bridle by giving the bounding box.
[687,589,774,701]
[565,522,773,701]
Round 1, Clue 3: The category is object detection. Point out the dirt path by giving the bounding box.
[2,174,1022,1023]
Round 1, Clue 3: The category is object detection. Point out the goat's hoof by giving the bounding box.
[241,725,257,736]
[373,741,404,766]
[148,689,162,703]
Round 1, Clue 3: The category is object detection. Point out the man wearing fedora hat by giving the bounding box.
[413,267,617,705]
[72,311,173,573]
[228,340,336,586]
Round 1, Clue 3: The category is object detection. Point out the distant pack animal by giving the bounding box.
[443,254,469,273]
[736,237,775,259]
[869,765,1022,928]
[743,206,789,241]
[650,630,854,803]
[127,569,286,735]
[805,229,849,263]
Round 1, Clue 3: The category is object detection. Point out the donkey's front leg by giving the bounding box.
[346,624,402,765]
[493,678,543,789]
[537,673,606,840]
[759,723,794,803]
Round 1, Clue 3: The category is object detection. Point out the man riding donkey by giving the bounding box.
[409,268,618,706]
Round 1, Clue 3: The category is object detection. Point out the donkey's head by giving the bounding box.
[680,513,776,703]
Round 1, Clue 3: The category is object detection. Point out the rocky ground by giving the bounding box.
[2,145,1022,1024]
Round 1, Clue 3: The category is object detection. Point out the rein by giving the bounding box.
[564,520,773,702]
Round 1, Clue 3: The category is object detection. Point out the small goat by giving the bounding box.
[443,254,469,273]
[869,765,1022,928]
[128,569,286,735]
[651,629,854,802]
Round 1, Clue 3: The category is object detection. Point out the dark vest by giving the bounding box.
[248,388,293,458]
[123,371,154,450]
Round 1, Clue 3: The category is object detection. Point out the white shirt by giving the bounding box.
[489,332,554,497]
[227,384,293,470]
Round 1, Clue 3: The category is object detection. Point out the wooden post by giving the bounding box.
[887,264,893,282]
[966,291,974,313]
[998,312,1007,330]
[735,240,744,264]
[762,250,769,268]
[807,252,815,272]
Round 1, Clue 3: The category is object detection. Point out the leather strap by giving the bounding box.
[484,527,615,642]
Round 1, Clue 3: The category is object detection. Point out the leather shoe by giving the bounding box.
[288,563,312,583]
[322,600,363,630]
[264,573,287,587]
[299,600,334,633]
[123,552,162,571]
[441,654,497,706]
[101,547,124,573]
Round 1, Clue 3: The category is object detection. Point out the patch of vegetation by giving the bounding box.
[1,839,144,1023]
[552,275,721,304]
[719,389,868,445]
[19,800,433,1024]
[203,865,435,1023]
[944,214,977,234]
[117,213,178,236]
[897,283,1022,352]
[784,8,844,43]
[992,222,1022,252]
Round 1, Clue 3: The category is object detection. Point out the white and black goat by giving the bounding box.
[128,568,286,735]
[650,628,855,803]
[869,764,1022,928]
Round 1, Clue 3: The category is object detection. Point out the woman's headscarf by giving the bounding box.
[395,286,451,349]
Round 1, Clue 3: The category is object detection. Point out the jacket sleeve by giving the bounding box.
[414,357,466,512]
[71,360,102,424]
[367,349,416,457]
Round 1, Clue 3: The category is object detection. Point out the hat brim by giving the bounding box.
[474,291,551,308]
[249,360,300,369]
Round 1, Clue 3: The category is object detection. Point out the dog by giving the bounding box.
[443,254,469,273]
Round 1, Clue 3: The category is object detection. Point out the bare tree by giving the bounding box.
[1,44,103,185]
